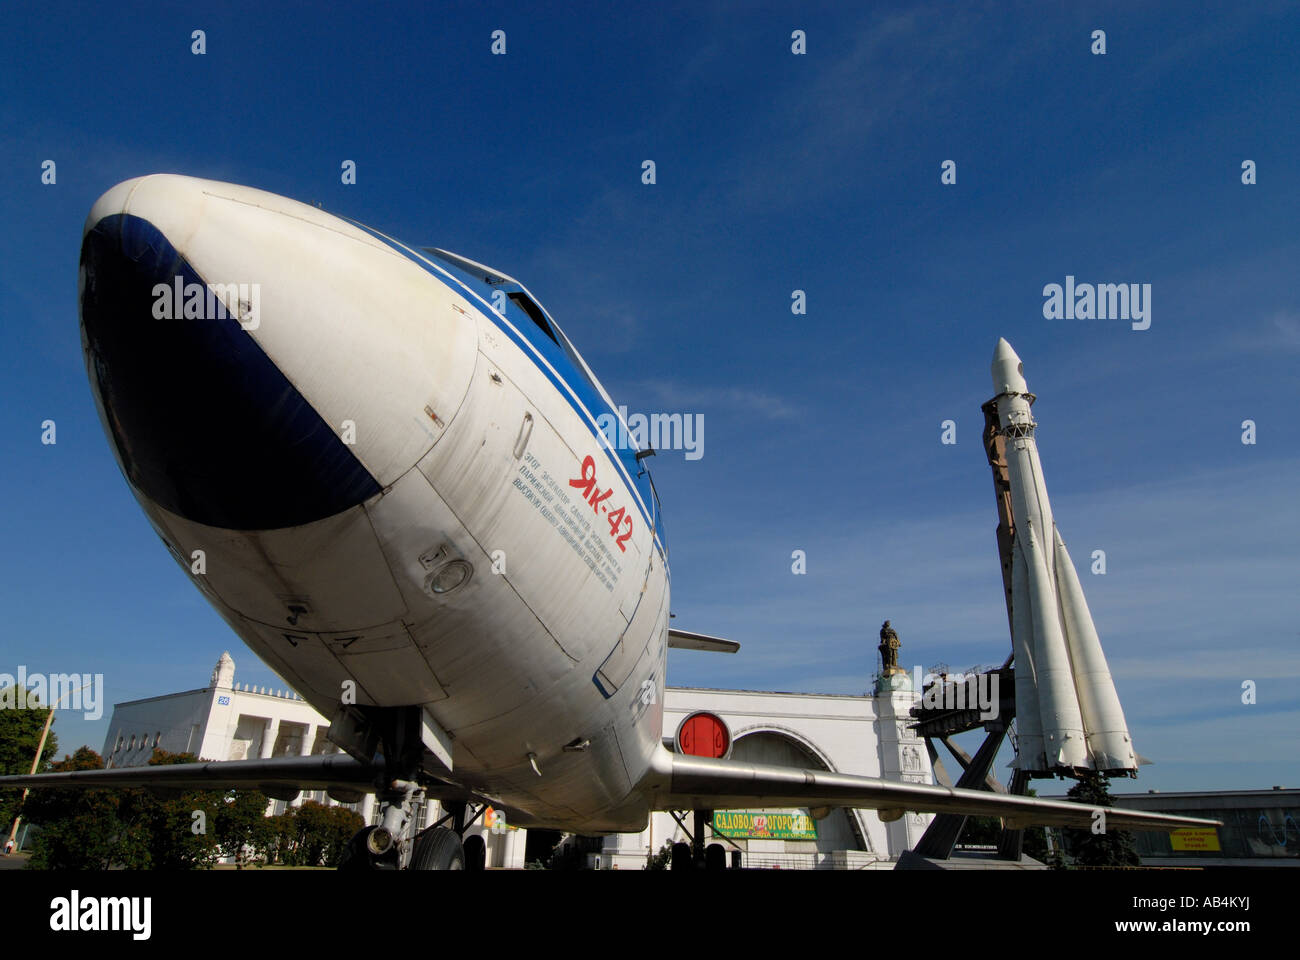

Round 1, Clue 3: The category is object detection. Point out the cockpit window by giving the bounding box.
[508,291,559,346]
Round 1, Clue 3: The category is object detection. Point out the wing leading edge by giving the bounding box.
[3,752,1220,834]
[0,755,383,794]
[653,752,1220,832]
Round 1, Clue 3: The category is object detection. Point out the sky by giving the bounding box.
[1,1,1296,794]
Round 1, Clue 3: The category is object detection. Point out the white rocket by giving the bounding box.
[990,338,1139,776]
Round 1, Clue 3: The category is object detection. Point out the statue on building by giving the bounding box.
[878,620,903,675]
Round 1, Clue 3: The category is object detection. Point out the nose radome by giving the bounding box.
[80,197,383,530]
[79,175,478,530]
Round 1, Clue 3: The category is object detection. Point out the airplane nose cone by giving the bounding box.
[79,193,381,530]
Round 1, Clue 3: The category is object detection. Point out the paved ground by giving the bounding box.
[0,852,31,871]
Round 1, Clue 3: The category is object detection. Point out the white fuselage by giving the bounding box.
[81,176,671,832]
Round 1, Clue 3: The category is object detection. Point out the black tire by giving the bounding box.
[670,841,693,871]
[705,843,727,871]
[464,834,487,871]
[410,826,465,870]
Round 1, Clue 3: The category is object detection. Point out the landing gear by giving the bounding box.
[330,706,488,872]
[668,809,737,870]
[338,825,401,871]
[463,834,487,871]
[410,826,465,870]
[339,781,425,870]
[670,841,693,871]
[705,842,727,871]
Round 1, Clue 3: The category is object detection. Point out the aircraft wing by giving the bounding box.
[654,753,1220,832]
[667,629,740,653]
[0,755,457,800]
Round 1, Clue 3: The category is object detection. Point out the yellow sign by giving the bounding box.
[713,810,818,840]
[1170,828,1220,852]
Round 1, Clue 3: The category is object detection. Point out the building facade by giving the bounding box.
[590,684,933,869]
[1108,789,1300,868]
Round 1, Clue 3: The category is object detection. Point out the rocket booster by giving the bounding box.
[990,338,1138,776]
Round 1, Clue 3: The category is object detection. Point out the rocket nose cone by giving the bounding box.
[993,337,1019,363]
[991,337,1028,394]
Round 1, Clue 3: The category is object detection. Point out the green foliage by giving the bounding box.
[1058,773,1140,868]
[123,749,222,869]
[1021,823,1051,862]
[23,747,151,869]
[214,789,274,869]
[265,801,364,867]
[955,816,1000,846]
[644,840,673,870]
[23,747,275,870]
[0,689,58,830]
[19,743,362,870]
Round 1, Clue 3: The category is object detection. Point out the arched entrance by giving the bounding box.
[730,730,870,854]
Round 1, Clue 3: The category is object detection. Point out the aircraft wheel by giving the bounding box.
[410,826,465,870]
[670,841,693,871]
[464,834,487,871]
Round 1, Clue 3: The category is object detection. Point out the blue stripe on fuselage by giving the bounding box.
[347,222,667,565]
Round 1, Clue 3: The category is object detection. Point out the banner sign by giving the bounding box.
[712,810,817,840]
[1169,828,1220,852]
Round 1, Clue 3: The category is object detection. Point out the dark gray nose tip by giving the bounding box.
[80,212,380,530]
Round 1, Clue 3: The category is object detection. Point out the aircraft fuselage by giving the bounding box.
[80,176,671,832]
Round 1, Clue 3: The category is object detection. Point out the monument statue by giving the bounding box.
[878,620,902,674]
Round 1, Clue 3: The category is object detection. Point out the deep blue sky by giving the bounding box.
[2,2,1296,792]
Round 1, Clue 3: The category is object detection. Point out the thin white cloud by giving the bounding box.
[634,380,802,421]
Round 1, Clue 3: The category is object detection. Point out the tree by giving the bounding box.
[213,788,273,869]
[1058,773,1140,868]
[0,688,59,833]
[23,747,151,870]
[23,747,274,870]
[320,804,364,867]
[261,801,363,867]
[126,750,226,870]
[645,840,673,870]
[289,801,362,867]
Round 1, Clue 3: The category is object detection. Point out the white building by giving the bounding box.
[103,654,933,869]
[592,681,933,870]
